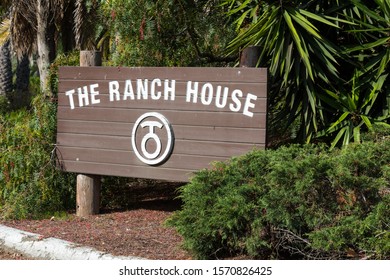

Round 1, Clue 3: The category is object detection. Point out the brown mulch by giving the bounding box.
[2,199,191,260]
[1,181,194,260]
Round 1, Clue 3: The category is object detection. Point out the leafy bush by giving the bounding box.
[48,51,80,95]
[0,96,75,219]
[167,138,390,259]
[0,53,79,220]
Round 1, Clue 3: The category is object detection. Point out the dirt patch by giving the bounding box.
[0,247,32,260]
[2,199,190,260]
[1,184,191,260]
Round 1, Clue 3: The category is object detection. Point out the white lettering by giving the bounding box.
[123,80,135,100]
[65,89,75,109]
[65,79,257,118]
[78,86,89,107]
[90,83,100,105]
[109,81,120,101]
[229,89,242,112]
[243,93,257,117]
[186,81,198,103]
[201,83,213,106]
[137,79,148,99]
[164,79,175,101]
[151,79,162,100]
[215,86,229,109]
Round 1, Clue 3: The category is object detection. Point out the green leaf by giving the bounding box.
[361,115,373,129]
[328,112,350,132]
[353,126,361,143]
[299,10,340,29]
[330,126,347,150]
[349,0,388,23]
[226,0,252,16]
[290,9,322,40]
[342,126,351,147]
[362,74,387,110]
[283,9,314,81]
[235,9,252,31]
[376,50,390,79]
[347,37,390,53]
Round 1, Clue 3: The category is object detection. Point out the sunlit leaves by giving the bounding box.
[225,0,390,147]
[225,1,344,142]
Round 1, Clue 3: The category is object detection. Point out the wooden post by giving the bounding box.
[77,175,101,216]
[80,50,102,67]
[239,46,268,147]
[239,46,261,67]
[76,50,102,217]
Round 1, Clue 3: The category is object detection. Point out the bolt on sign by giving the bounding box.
[56,67,267,182]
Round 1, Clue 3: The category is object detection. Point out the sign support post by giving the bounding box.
[76,50,102,217]
[239,46,261,68]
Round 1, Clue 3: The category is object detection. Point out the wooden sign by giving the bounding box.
[56,67,267,182]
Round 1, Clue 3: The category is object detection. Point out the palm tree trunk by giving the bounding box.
[36,0,51,94]
[0,40,13,98]
[13,53,30,107]
[16,54,30,93]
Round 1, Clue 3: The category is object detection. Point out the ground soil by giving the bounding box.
[0,182,192,260]
[0,248,32,260]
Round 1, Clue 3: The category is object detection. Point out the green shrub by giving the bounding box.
[167,140,390,259]
[0,95,10,114]
[0,95,75,219]
[0,52,79,220]
[48,51,80,95]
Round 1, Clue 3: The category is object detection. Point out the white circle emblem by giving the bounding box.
[131,112,174,165]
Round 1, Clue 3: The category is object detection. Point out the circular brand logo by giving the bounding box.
[131,112,174,165]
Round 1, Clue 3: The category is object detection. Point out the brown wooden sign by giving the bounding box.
[56,66,267,181]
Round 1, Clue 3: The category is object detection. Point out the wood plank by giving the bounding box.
[58,160,196,182]
[57,133,264,157]
[59,66,268,83]
[57,107,266,128]
[56,147,228,170]
[57,120,266,143]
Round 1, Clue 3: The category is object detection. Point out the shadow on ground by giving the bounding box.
[100,177,185,213]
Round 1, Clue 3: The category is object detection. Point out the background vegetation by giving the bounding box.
[0,54,78,219]
[0,0,389,259]
[224,0,390,146]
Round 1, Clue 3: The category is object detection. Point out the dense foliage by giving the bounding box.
[0,95,75,219]
[167,130,390,259]
[101,0,236,67]
[0,54,79,220]
[224,0,390,146]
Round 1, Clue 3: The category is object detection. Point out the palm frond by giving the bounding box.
[74,0,100,50]
[0,18,10,46]
[10,0,37,57]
